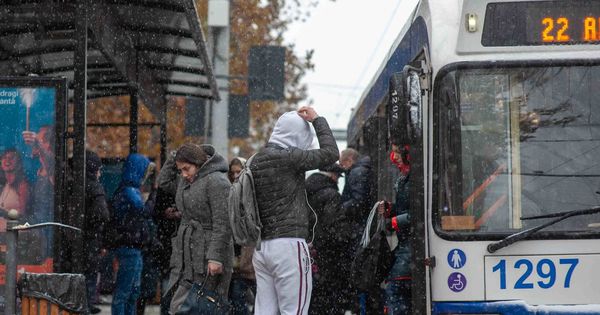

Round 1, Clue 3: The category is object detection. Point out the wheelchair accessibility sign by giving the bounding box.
[448,272,466,292]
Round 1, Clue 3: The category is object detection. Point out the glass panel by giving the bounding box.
[437,65,600,235]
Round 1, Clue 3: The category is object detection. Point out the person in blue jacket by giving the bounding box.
[109,153,154,315]
[378,144,412,315]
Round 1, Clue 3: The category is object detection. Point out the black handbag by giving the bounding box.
[351,202,394,291]
[175,274,231,315]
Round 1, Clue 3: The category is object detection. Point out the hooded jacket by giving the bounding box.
[83,151,110,270]
[158,145,233,297]
[250,114,338,240]
[109,153,152,248]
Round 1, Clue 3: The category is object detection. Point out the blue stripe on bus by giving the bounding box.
[432,301,600,314]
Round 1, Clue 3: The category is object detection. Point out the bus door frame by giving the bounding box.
[409,50,433,315]
[388,47,432,314]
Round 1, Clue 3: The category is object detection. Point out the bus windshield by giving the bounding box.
[436,64,600,236]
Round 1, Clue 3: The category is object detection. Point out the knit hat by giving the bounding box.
[85,150,102,175]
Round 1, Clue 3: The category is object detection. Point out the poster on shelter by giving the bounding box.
[0,86,57,286]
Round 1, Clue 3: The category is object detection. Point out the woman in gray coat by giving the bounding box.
[158,143,234,313]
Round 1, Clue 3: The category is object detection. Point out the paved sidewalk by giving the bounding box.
[95,295,161,315]
[96,304,160,314]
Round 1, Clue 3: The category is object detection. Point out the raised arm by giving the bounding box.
[157,152,179,196]
[292,106,339,171]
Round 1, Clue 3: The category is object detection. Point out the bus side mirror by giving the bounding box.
[388,69,422,145]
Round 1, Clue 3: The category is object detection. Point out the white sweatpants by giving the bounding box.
[253,238,312,315]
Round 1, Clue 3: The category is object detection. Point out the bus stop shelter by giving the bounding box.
[0,0,219,271]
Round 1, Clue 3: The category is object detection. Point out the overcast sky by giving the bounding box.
[285,0,419,131]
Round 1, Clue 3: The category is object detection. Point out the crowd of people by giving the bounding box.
[43,106,414,315]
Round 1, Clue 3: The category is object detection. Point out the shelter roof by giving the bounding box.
[0,0,219,116]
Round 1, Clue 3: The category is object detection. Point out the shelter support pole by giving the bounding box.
[5,217,18,315]
[71,0,88,272]
[160,98,167,166]
[209,1,230,157]
[129,91,138,153]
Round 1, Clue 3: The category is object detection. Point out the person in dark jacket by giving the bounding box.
[340,148,377,314]
[110,153,154,315]
[158,143,233,314]
[378,144,412,315]
[137,177,162,315]
[340,148,376,232]
[305,163,350,314]
[151,185,179,315]
[83,150,110,314]
[250,106,338,315]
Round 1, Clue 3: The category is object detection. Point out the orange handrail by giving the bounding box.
[463,163,507,211]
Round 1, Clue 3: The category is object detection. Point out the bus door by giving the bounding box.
[388,53,432,315]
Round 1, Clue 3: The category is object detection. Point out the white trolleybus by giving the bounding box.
[347,0,600,313]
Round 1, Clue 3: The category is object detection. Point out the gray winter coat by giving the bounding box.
[250,116,339,240]
[158,145,234,297]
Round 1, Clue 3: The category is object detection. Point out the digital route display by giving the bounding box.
[482,1,600,46]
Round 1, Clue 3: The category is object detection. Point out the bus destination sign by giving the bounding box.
[482,1,600,46]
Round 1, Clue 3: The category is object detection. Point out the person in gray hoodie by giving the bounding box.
[157,143,233,314]
[249,106,338,315]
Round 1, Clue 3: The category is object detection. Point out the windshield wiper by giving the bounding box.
[487,206,600,253]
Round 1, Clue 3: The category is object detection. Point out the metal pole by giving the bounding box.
[5,212,19,315]
[160,98,167,165]
[71,0,88,272]
[209,0,230,157]
[129,91,138,153]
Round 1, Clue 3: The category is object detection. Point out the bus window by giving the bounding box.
[436,64,600,236]
[459,73,511,230]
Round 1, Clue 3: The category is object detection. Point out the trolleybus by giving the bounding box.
[348,0,600,313]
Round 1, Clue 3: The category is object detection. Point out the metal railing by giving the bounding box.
[3,209,80,315]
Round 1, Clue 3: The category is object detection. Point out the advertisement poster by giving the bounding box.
[0,85,58,289]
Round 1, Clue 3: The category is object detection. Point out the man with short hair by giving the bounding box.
[250,106,338,315]
[340,148,375,235]
[340,148,377,314]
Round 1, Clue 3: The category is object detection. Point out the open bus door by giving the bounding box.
[388,53,431,314]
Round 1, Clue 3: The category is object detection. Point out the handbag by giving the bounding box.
[351,202,394,291]
[175,274,231,315]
